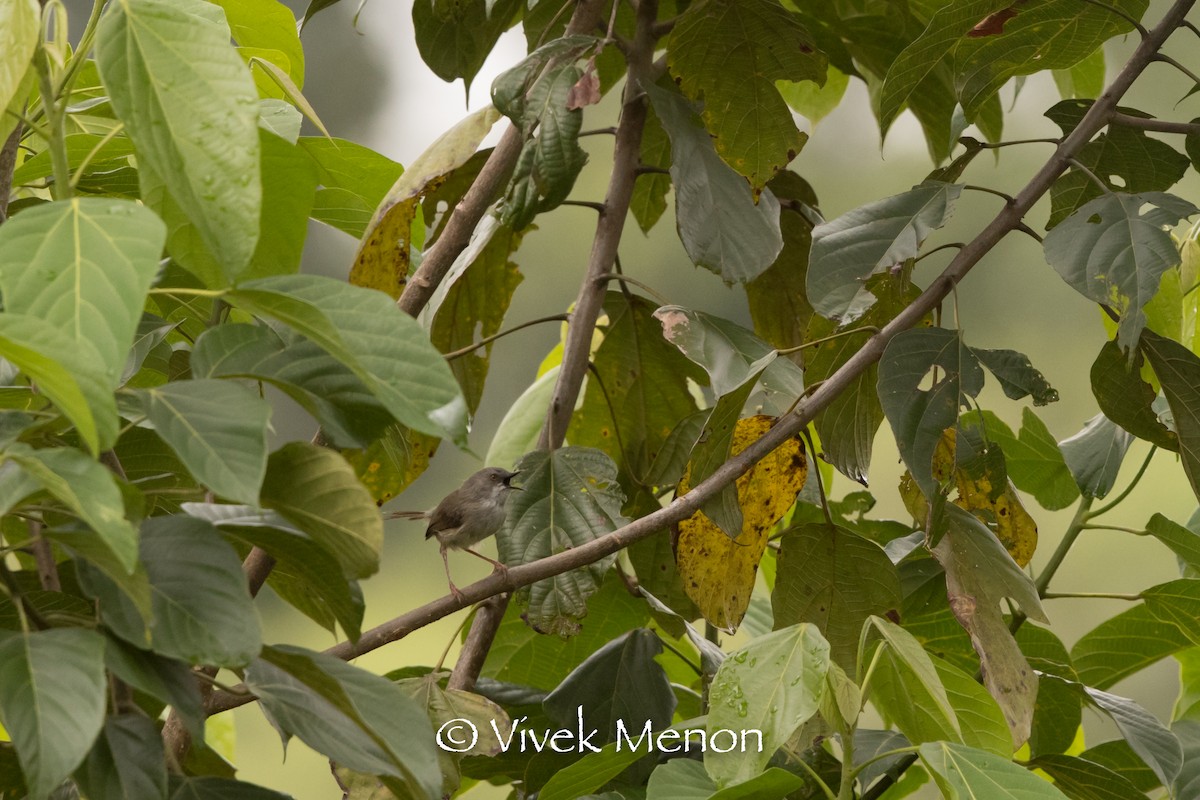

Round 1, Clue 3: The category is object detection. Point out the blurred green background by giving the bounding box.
[61,0,1200,795]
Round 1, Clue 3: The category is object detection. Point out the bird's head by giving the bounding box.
[469,467,522,501]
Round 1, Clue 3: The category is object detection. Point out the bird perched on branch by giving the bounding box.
[387,467,521,601]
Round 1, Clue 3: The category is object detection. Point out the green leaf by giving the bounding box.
[1090,339,1178,451]
[96,0,262,277]
[482,574,650,689]
[668,0,824,188]
[0,629,107,800]
[1043,192,1198,349]
[244,132,319,280]
[244,644,442,799]
[412,0,521,93]
[1031,753,1144,800]
[952,0,1148,120]
[1052,48,1106,101]
[82,515,262,667]
[1045,101,1189,228]
[6,445,138,572]
[492,35,596,129]
[184,502,364,642]
[1085,684,1182,786]
[962,409,1079,511]
[299,137,404,239]
[648,759,805,800]
[630,104,672,234]
[260,442,383,581]
[1142,579,1200,646]
[214,0,304,87]
[971,348,1059,406]
[1072,603,1190,689]
[1173,719,1200,798]
[933,504,1047,745]
[486,366,558,470]
[569,295,702,484]
[653,305,775,397]
[808,182,962,321]
[544,629,676,743]
[345,424,438,505]
[878,0,1012,136]
[1059,413,1133,499]
[867,615,961,746]
[137,380,271,507]
[934,657,1012,757]
[500,447,627,636]
[191,323,391,449]
[878,327,985,495]
[644,82,784,283]
[76,714,167,800]
[10,133,135,187]
[168,777,293,800]
[777,66,849,126]
[227,274,468,443]
[1139,330,1200,504]
[704,623,830,788]
[0,197,166,389]
[1147,513,1200,574]
[772,523,901,671]
[0,0,38,116]
[919,741,1069,799]
[806,272,922,483]
[103,637,204,739]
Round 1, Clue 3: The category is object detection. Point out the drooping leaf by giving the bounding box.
[81,515,262,667]
[878,0,1012,137]
[569,295,702,485]
[952,0,1148,119]
[777,66,849,126]
[1045,100,1190,228]
[630,104,672,234]
[259,442,382,581]
[96,0,262,278]
[919,741,1069,799]
[808,182,961,322]
[1031,753,1143,800]
[1091,338,1178,450]
[499,447,628,636]
[668,0,825,189]
[412,0,521,93]
[103,638,204,739]
[298,137,404,238]
[0,0,38,117]
[1043,192,1198,350]
[772,524,901,670]
[0,629,107,800]
[241,132,319,281]
[1139,330,1200,504]
[137,380,271,507]
[1147,513,1200,575]
[227,274,468,443]
[878,327,985,496]
[1052,47,1106,101]
[75,714,167,800]
[543,629,676,744]
[486,366,558,471]
[1059,413,1133,499]
[704,623,830,788]
[933,504,1047,745]
[0,198,166,388]
[5,444,139,572]
[351,106,500,297]
[344,424,439,505]
[806,272,925,483]
[645,82,783,283]
[245,645,441,798]
[971,347,1059,406]
[867,616,961,746]
[674,416,807,632]
[0,313,119,453]
[1083,684,1183,787]
[191,323,392,449]
[1073,603,1191,690]
[214,0,304,86]
[184,502,365,642]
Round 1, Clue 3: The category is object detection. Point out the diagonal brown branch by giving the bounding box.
[205,0,1196,731]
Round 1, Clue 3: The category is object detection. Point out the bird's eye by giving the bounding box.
[491,474,499,482]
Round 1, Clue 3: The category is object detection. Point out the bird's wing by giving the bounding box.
[425,497,464,539]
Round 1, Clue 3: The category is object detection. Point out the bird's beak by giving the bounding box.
[504,470,522,490]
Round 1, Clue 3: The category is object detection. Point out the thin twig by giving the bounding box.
[775,326,879,355]
[1109,111,1200,134]
[598,273,670,305]
[1154,52,1200,88]
[1088,445,1156,517]
[561,199,607,212]
[442,314,570,361]
[972,137,1060,149]
[914,243,965,263]
[963,184,1014,203]
[1066,157,1111,193]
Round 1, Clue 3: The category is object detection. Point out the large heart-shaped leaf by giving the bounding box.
[0,629,107,800]
[499,447,628,636]
[96,0,261,278]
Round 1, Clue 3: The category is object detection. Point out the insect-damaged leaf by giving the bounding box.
[674,416,807,633]
[932,505,1048,747]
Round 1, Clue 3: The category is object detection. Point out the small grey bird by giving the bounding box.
[387,467,521,600]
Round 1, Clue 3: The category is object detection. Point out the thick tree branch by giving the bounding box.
[206,0,1197,736]
[396,0,607,318]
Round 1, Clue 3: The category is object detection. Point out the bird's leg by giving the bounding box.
[441,544,465,602]
[463,547,508,576]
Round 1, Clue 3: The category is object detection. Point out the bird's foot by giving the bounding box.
[449,582,466,603]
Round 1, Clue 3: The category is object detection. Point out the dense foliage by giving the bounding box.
[1,0,1200,798]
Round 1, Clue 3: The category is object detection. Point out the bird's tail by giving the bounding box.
[385,510,428,521]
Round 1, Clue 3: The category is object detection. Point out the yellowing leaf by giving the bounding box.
[899,429,1038,567]
[674,415,806,632]
[344,425,439,505]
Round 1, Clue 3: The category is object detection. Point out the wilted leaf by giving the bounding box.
[960,409,1079,511]
[675,416,807,632]
[971,348,1058,406]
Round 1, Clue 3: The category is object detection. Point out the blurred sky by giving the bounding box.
[61,0,1200,794]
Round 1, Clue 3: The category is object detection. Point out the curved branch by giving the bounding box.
[205,0,1197,730]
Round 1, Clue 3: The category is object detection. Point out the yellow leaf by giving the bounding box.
[344,425,439,505]
[898,429,1038,567]
[674,415,806,632]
